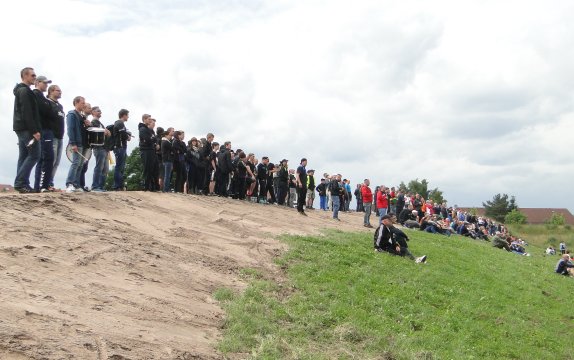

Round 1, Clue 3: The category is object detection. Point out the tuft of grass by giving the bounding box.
[215,229,574,359]
[213,287,236,302]
[507,223,574,249]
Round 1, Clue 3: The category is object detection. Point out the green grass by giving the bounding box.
[507,224,574,249]
[215,229,574,359]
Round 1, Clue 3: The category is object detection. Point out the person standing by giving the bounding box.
[256,157,270,203]
[361,179,373,228]
[46,85,65,191]
[172,131,187,193]
[377,186,389,223]
[79,102,93,191]
[276,159,289,206]
[31,75,54,192]
[329,174,343,221]
[161,128,174,192]
[306,169,316,210]
[560,242,566,255]
[65,96,87,192]
[112,109,130,190]
[139,116,158,192]
[315,178,327,211]
[295,158,308,215]
[90,107,111,192]
[13,67,41,193]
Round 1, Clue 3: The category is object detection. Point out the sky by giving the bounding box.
[1,0,573,213]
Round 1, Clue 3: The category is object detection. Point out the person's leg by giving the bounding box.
[297,187,306,212]
[163,162,173,192]
[113,148,126,190]
[38,130,55,190]
[92,148,105,190]
[332,196,340,219]
[50,138,62,187]
[378,208,387,224]
[400,247,416,260]
[14,131,41,189]
[364,203,372,225]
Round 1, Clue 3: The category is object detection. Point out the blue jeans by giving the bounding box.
[51,138,63,187]
[363,203,372,225]
[113,147,127,190]
[332,196,340,219]
[34,129,55,191]
[378,208,388,224]
[65,146,85,187]
[319,195,327,210]
[92,147,109,190]
[163,161,173,192]
[14,130,41,189]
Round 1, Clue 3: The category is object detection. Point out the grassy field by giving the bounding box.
[507,224,574,250]
[214,227,574,359]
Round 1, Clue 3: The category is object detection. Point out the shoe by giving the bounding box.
[40,188,52,193]
[366,224,373,228]
[415,255,427,263]
[333,218,340,221]
[91,188,105,193]
[82,187,91,192]
[65,185,76,193]
[15,186,33,194]
[299,211,308,216]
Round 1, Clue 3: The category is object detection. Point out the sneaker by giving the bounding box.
[333,217,341,221]
[298,211,308,216]
[91,188,105,193]
[82,187,91,192]
[15,186,34,194]
[415,255,427,263]
[65,185,76,193]
[366,224,373,228]
[40,188,52,193]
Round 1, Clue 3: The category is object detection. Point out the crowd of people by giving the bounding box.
[11,67,571,273]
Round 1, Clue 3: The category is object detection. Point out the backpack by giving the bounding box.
[103,124,116,151]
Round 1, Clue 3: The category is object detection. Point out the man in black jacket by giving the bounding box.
[216,141,233,196]
[32,76,54,192]
[256,157,270,203]
[90,106,111,192]
[374,215,427,263]
[139,115,158,191]
[46,85,65,190]
[112,109,131,190]
[13,67,41,193]
[276,159,289,205]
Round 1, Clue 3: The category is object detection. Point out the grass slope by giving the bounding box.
[215,228,574,359]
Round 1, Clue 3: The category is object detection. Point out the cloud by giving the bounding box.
[0,0,572,213]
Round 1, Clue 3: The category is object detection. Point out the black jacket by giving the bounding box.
[47,98,65,139]
[217,148,233,174]
[316,183,327,196]
[33,89,52,130]
[172,138,187,163]
[139,126,156,151]
[374,225,397,251]
[277,166,289,184]
[161,138,174,162]
[13,83,41,133]
[114,120,129,148]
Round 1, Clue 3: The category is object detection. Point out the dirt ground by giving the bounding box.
[0,192,368,359]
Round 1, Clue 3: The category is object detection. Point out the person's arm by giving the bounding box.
[66,112,79,149]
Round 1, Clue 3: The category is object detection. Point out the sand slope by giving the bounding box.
[0,192,366,359]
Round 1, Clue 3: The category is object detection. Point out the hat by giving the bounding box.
[36,76,52,84]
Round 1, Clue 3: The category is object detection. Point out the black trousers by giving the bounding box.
[258,178,267,201]
[141,149,158,191]
[297,186,306,212]
[216,170,230,196]
[174,160,186,193]
[277,183,288,205]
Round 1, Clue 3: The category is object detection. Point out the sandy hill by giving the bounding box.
[0,192,366,359]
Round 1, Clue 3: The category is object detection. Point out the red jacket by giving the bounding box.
[376,191,388,209]
[361,185,373,203]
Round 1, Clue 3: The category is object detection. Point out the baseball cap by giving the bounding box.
[36,76,52,84]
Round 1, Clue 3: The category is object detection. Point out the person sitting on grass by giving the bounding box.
[555,254,574,276]
[491,232,511,252]
[374,214,427,263]
[546,246,556,256]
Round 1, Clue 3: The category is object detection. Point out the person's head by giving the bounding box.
[562,254,570,260]
[321,178,325,183]
[34,75,51,92]
[148,118,156,129]
[165,127,174,137]
[73,96,85,111]
[156,127,165,138]
[248,153,255,161]
[364,179,370,186]
[142,113,151,125]
[174,130,182,140]
[262,156,269,164]
[224,141,231,149]
[239,152,247,161]
[212,142,220,151]
[47,85,61,100]
[20,67,36,85]
[206,132,214,142]
[83,102,92,116]
[91,106,102,118]
[300,158,307,166]
[308,169,315,176]
[179,130,185,141]
[381,214,393,226]
[118,108,129,121]
[190,137,198,147]
[280,159,288,166]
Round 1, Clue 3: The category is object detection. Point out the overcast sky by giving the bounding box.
[1,0,572,213]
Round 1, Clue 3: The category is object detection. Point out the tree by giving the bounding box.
[482,193,517,223]
[407,178,429,198]
[546,212,565,226]
[104,147,143,191]
[504,209,527,224]
[428,188,445,204]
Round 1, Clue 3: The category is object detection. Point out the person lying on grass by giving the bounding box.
[555,254,574,277]
[374,214,427,263]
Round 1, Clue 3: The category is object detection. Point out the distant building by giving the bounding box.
[458,207,574,225]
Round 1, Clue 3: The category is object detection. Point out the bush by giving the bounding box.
[504,209,527,224]
[546,213,565,226]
